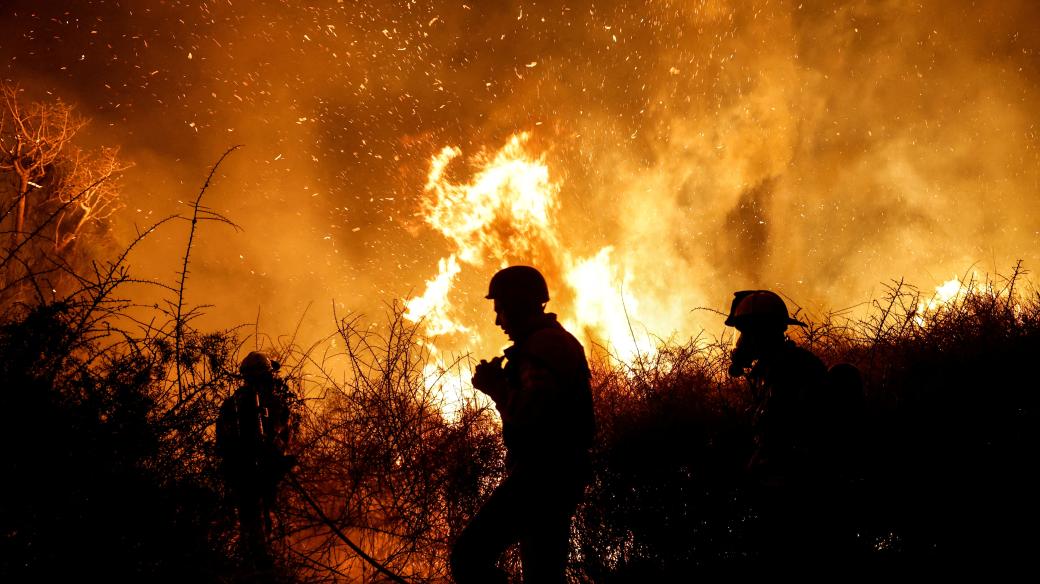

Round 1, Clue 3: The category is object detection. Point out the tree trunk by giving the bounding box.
[15,172,29,239]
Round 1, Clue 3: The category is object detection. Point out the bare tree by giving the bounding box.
[51,145,125,253]
[0,84,84,236]
[0,83,127,306]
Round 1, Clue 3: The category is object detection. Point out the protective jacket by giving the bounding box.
[497,313,595,470]
[216,379,295,486]
[746,338,827,481]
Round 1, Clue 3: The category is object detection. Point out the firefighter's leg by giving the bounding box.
[518,508,573,584]
[450,473,526,584]
[517,470,585,584]
[233,482,271,569]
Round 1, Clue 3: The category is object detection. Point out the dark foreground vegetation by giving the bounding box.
[2,87,1036,582]
[1,259,1036,582]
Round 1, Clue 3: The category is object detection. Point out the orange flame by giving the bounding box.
[562,247,655,363]
[913,272,1021,326]
[914,275,972,326]
[403,255,468,337]
[421,134,561,267]
[406,132,661,413]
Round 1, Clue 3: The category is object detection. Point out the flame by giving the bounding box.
[922,276,968,312]
[563,247,654,363]
[403,255,468,337]
[406,132,659,414]
[913,272,1025,327]
[420,134,561,268]
[915,275,972,327]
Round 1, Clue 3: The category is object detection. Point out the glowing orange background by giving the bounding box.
[3,1,1038,370]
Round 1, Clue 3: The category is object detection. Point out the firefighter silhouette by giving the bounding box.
[216,351,297,563]
[451,266,596,584]
[726,290,826,481]
[725,290,836,568]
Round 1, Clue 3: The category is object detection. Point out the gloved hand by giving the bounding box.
[472,356,507,401]
[729,339,754,377]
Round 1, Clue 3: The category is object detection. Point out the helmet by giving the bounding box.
[485,265,550,305]
[724,290,806,329]
[239,351,280,379]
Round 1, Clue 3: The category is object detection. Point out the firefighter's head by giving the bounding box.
[485,265,549,340]
[725,290,805,375]
[239,351,280,385]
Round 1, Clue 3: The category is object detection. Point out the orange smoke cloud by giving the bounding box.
[2,1,1037,360]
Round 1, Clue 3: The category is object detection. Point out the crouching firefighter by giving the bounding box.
[216,351,298,564]
[451,266,596,584]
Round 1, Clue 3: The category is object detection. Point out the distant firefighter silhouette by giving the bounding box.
[216,351,297,563]
[452,266,596,584]
[725,290,840,567]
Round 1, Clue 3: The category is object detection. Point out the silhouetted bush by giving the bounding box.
[2,263,1036,582]
[572,268,1038,577]
[0,300,242,582]
[283,308,503,582]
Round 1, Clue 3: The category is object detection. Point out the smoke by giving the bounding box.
[2,0,1038,355]
[552,0,1040,338]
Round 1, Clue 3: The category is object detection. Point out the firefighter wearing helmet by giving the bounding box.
[725,290,832,567]
[216,351,297,565]
[451,265,595,584]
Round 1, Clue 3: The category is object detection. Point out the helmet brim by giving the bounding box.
[724,315,809,328]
